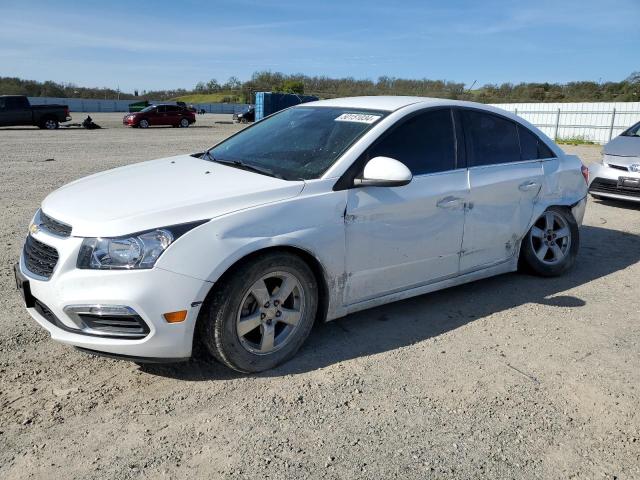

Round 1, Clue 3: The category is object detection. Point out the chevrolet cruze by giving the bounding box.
[15,97,588,373]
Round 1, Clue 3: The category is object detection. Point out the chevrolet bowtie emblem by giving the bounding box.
[29,223,40,235]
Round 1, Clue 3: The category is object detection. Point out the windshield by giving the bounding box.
[209,107,386,180]
[140,105,156,113]
[622,122,640,137]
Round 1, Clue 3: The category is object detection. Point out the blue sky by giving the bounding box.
[1,0,638,92]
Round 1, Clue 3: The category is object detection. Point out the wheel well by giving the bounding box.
[518,204,574,268]
[40,115,57,124]
[193,246,330,353]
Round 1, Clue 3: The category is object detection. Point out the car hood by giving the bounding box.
[41,154,305,237]
[604,135,640,157]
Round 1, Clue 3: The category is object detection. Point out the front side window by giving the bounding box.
[209,107,386,180]
[463,110,520,166]
[367,108,456,175]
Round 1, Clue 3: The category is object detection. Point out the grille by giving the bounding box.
[608,164,629,172]
[590,177,640,198]
[78,314,150,338]
[23,235,59,279]
[40,211,72,237]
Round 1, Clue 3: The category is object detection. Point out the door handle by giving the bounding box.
[436,196,464,209]
[519,181,540,192]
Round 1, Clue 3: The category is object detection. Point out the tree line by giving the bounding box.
[1,71,639,103]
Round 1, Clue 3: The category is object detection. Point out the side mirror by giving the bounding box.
[354,156,412,187]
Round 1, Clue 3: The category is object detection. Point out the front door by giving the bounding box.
[344,108,468,304]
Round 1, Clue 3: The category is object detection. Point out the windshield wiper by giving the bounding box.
[209,155,286,180]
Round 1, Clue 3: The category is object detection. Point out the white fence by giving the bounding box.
[27,97,250,114]
[490,102,640,144]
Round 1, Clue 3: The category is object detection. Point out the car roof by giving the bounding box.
[300,95,506,113]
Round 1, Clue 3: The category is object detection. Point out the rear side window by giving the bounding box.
[2,97,28,110]
[368,108,456,175]
[166,106,180,112]
[462,110,519,166]
[518,125,555,160]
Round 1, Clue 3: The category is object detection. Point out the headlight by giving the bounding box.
[76,221,206,270]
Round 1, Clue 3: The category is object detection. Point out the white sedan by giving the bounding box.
[16,96,588,372]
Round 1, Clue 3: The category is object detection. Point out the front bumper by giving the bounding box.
[588,163,640,203]
[17,230,212,360]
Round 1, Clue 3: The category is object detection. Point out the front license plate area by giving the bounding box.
[618,176,640,190]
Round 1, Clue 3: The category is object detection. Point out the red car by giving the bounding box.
[123,104,196,128]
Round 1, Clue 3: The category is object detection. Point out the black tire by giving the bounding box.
[138,119,150,128]
[39,117,59,130]
[200,252,318,373]
[521,206,579,277]
[179,118,190,128]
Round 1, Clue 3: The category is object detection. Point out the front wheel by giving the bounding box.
[200,252,318,373]
[179,118,190,128]
[138,119,150,128]
[521,207,579,277]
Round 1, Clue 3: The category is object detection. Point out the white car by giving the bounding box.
[588,120,640,202]
[15,97,589,372]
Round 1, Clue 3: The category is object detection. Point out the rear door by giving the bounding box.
[344,108,469,304]
[165,105,182,125]
[459,109,544,271]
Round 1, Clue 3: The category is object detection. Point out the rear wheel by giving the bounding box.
[138,119,149,128]
[179,118,190,128]
[521,207,579,277]
[40,118,59,129]
[200,252,318,373]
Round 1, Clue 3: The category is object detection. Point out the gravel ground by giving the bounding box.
[0,115,638,479]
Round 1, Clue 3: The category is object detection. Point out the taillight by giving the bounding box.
[581,164,589,184]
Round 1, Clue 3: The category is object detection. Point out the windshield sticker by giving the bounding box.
[335,113,381,124]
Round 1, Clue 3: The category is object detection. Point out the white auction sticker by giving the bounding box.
[335,113,381,124]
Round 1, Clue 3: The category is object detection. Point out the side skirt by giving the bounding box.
[327,257,518,321]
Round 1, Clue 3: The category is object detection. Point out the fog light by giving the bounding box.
[163,310,187,323]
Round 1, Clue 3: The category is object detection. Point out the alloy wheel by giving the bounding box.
[529,211,572,265]
[236,271,305,355]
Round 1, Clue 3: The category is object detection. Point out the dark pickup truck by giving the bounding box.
[0,95,72,129]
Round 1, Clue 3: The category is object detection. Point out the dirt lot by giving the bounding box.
[1,114,638,479]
